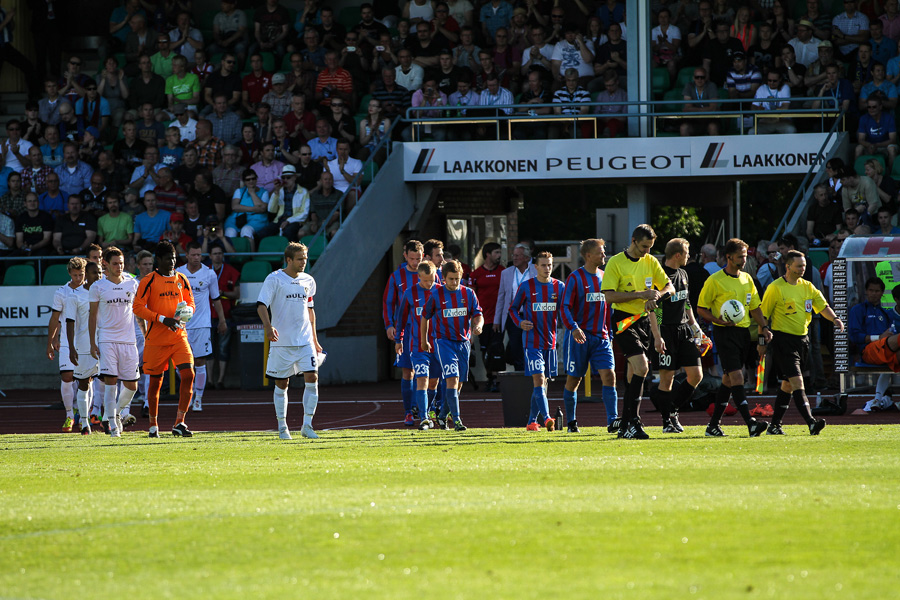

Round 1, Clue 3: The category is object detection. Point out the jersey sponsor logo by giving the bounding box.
[443,307,468,318]
[586,292,605,302]
[159,291,180,298]
[285,293,307,300]
[105,298,133,304]
[532,302,557,311]
[671,290,688,301]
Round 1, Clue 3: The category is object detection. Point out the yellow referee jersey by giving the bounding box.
[601,251,670,315]
[759,277,827,336]
[698,269,760,328]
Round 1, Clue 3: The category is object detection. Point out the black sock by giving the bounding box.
[625,373,645,422]
[657,389,673,423]
[731,385,753,423]
[709,384,731,426]
[670,381,696,412]
[792,389,815,425]
[772,389,791,425]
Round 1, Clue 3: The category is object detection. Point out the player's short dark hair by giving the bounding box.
[534,250,553,262]
[186,241,202,252]
[443,259,461,275]
[418,261,436,275]
[632,224,656,242]
[137,250,153,263]
[665,238,689,259]
[88,243,102,256]
[865,276,886,291]
[85,261,100,276]
[784,249,804,265]
[403,239,424,254]
[423,239,444,257]
[103,246,123,263]
[892,285,900,303]
[580,238,605,258]
[285,241,308,261]
[481,241,501,258]
[724,238,748,256]
[156,241,176,259]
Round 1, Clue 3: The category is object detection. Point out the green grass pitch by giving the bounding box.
[1,425,897,599]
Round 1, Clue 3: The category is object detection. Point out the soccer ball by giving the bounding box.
[175,301,193,324]
[720,299,746,324]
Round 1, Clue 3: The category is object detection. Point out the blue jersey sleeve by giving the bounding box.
[508,283,527,328]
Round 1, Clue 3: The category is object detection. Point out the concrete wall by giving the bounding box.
[0,327,60,390]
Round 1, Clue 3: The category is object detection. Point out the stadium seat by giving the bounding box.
[362,161,379,185]
[357,93,373,115]
[114,53,126,69]
[3,264,36,286]
[854,154,885,176]
[42,263,71,286]
[662,89,683,113]
[240,260,273,283]
[210,52,224,66]
[281,53,294,71]
[651,67,670,97]
[198,10,217,40]
[675,65,698,90]
[258,235,290,266]
[338,6,359,31]
[301,235,327,261]
[228,236,252,266]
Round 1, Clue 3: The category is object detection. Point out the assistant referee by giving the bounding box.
[759,249,844,435]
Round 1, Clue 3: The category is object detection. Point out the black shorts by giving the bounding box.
[712,325,751,374]
[770,331,809,380]
[613,310,651,358]
[478,326,496,354]
[659,323,702,370]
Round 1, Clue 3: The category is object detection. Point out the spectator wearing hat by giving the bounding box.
[163,211,192,254]
[267,163,313,240]
[262,73,292,119]
[800,1,834,42]
[805,40,842,94]
[788,19,823,67]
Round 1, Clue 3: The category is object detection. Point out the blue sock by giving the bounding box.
[528,387,541,423]
[435,381,445,411]
[445,387,460,420]
[602,385,618,425]
[414,388,428,418]
[427,388,437,412]
[563,388,577,423]
[401,379,413,414]
[540,387,550,421]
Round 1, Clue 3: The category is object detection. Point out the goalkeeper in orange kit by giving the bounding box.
[133,241,196,438]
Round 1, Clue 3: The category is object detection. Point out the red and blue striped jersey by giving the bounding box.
[422,285,483,342]
[508,277,565,349]
[382,264,419,330]
[396,283,439,351]
[562,267,611,337]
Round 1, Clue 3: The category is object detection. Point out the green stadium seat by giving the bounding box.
[199,9,217,39]
[281,53,294,71]
[240,260,274,283]
[675,65,698,90]
[854,154,886,177]
[210,52,224,66]
[114,53,126,69]
[228,236,252,266]
[651,67,670,97]
[3,264,36,286]
[357,93,373,115]
[362,161,379,185]
[808,248,829,269]
[301,235,327,261]
[258,235,290,266]
[662,89,683,114]
[42,263,71,286]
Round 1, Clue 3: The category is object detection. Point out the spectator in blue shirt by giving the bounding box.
[859,63,898,111]
[813,63,856,115]
[869,20,896,67]
[480,0,513,44]
[133,190,172,250]
[307,119,338,166]
[53,143,94,196]
[38,172,69,216]
[856,96,898,172]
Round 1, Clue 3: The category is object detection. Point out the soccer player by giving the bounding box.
[133,241,197,438]
[421,259,484,431]
[88,247,141,438]
[396,260,441,430]
[697,238,772,437]
[760,250,844,435]
[649,238,707,434]
[47,257,85,432]
[470,241,503,392]
[176,242,227,412]
[561,239,617,433]
[382,239,423,424]
[602,225,674,439]
[66,261,102,435]
[257,242,323,440]
[509,251,564,431]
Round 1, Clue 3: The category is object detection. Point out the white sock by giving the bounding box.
[875,374,891,401]
[303,382,318,427]
[194,365,207,401]
[103,384,118,428]
[60,381,75,418]
[274,387,288,427]
[118,386,137,412]
[90,378,103,416]
[76,389,90,428]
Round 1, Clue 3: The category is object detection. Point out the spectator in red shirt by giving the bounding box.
[315,51,354,108]
[470,241,504,391]
[242,53,273,115]
[207,244,241,388]
[283,93,317,141]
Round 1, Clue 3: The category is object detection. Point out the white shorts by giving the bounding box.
[187,327,212,358]
[98,342,141,381]
[59,346,75,372]
[265,345,318,379]
[72,348,99,380]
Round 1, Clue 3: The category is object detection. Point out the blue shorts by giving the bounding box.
[563,330,614,377]
[393,335,413,369]
[525,348,558,378]
[435,338,471,381]
[411,350,441,379]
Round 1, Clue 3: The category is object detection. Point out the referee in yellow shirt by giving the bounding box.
[697,238,772,437]
[759,249,844,435]
[602,224,674,439]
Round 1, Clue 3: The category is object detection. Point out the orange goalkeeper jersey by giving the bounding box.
[134,271,195,346]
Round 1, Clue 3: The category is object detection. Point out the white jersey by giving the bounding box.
[176,264,221,329]
[89,276,140,344]
[257,269,316,347]
[64,284,93,352]
[52,283,77,347]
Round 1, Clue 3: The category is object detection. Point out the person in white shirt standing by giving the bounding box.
[66,260,103,435]
[46,256,85,432]
[257,242,324,440]
[176,242,227,412]
[89,246,141,438]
